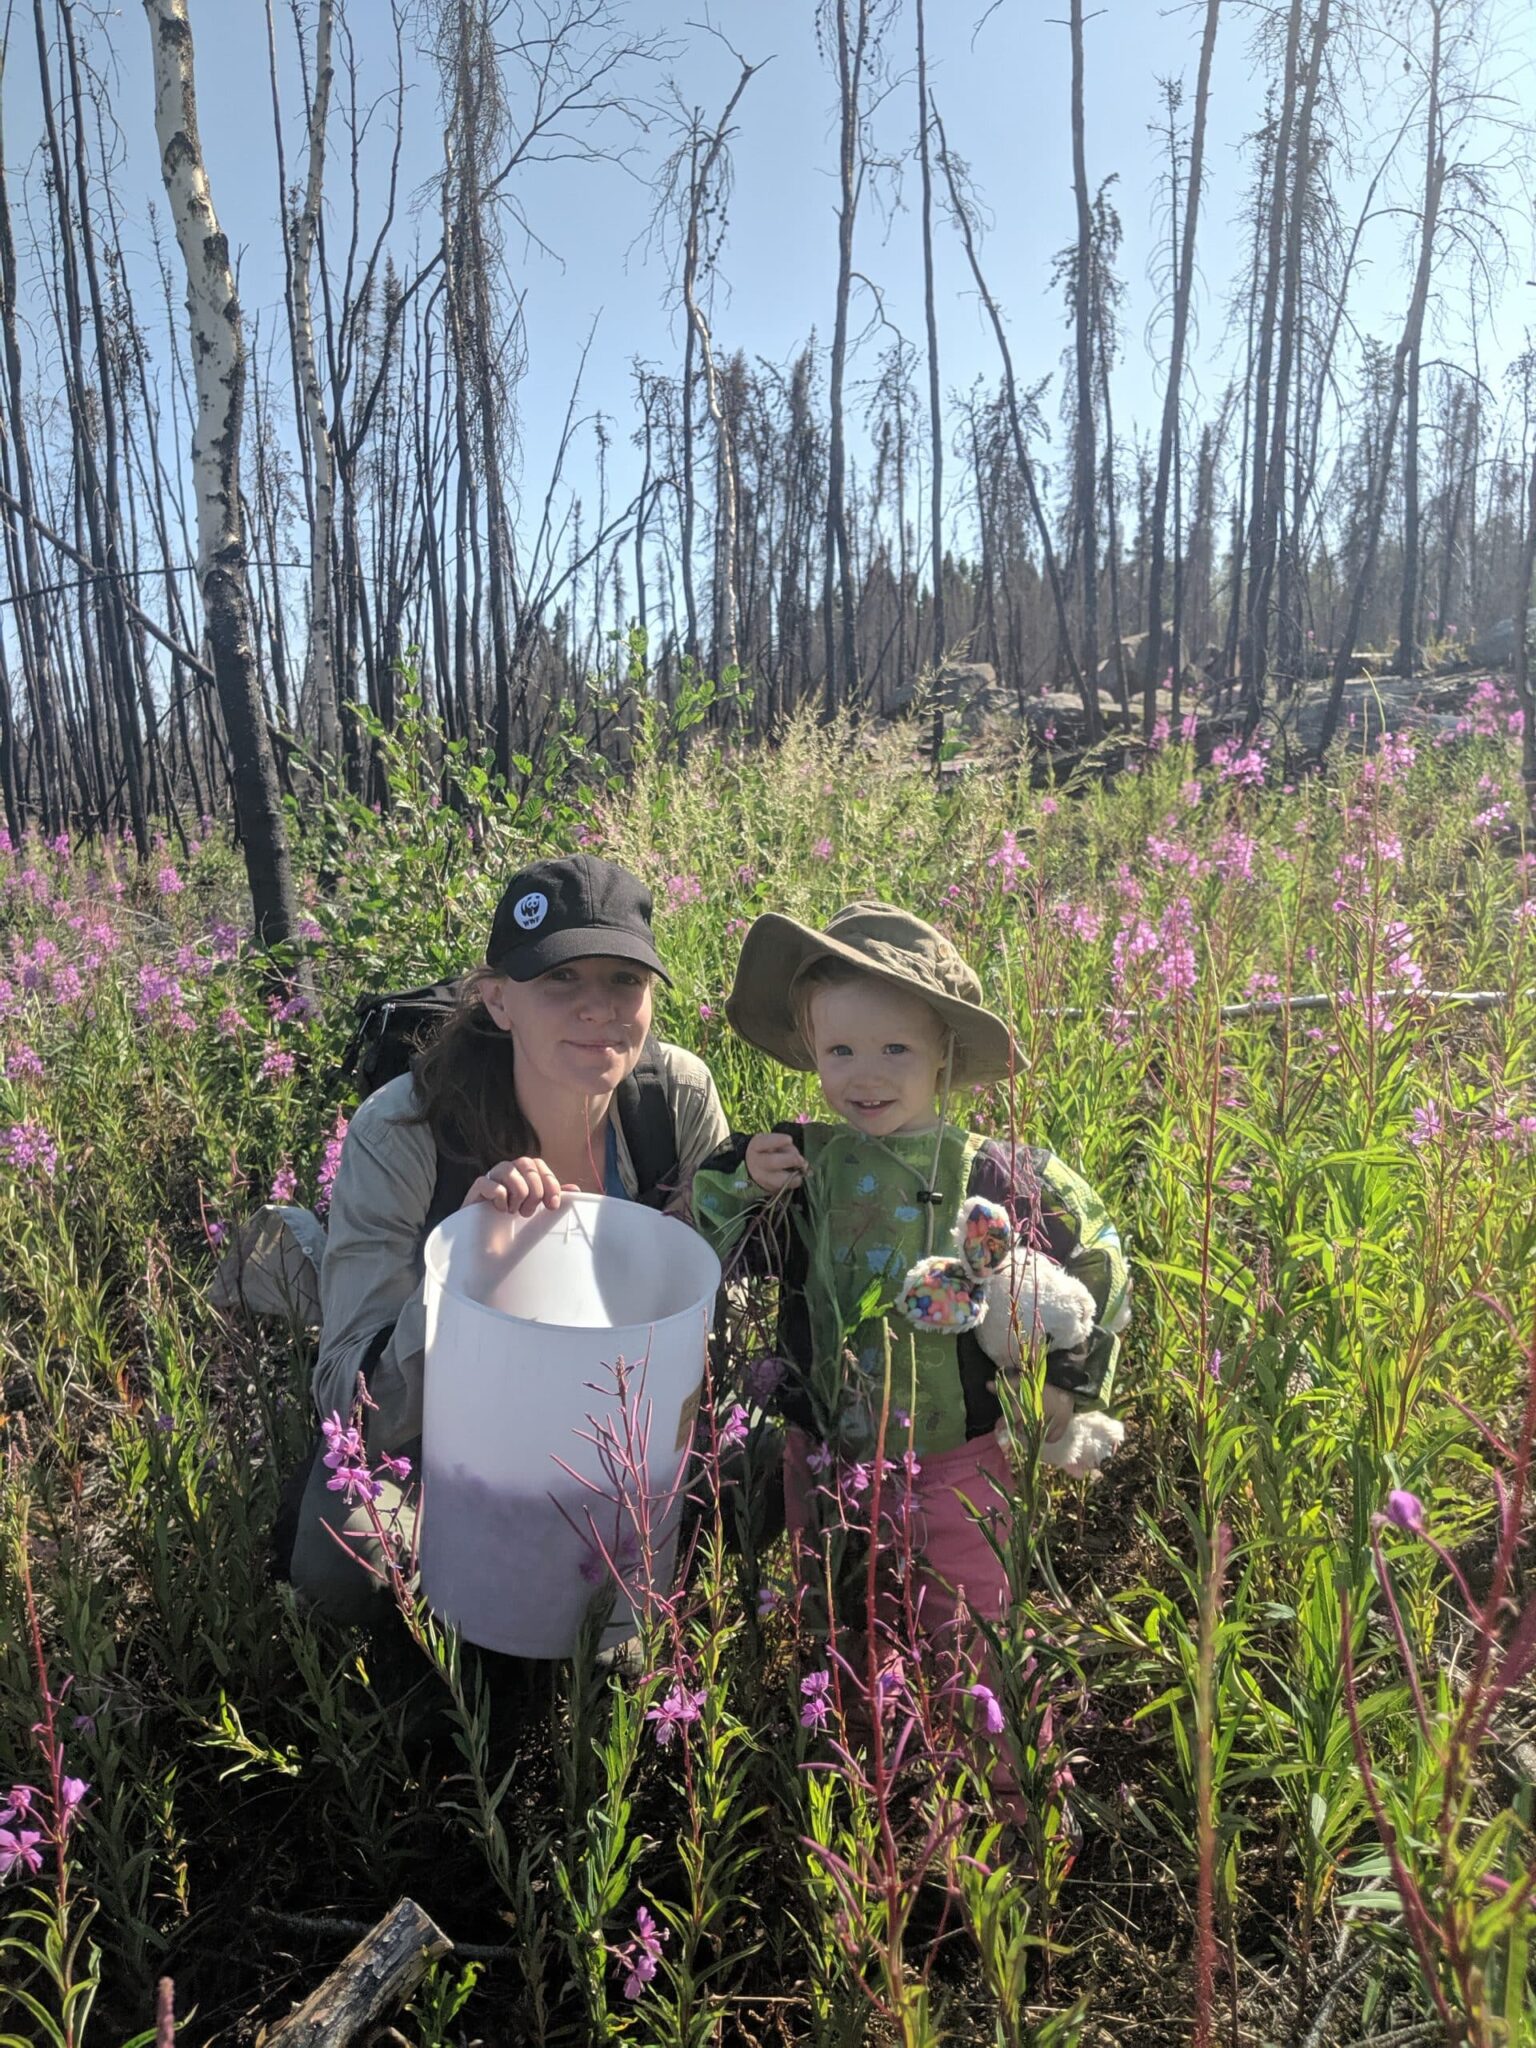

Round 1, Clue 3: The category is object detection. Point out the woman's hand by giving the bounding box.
[745,1132,808,1195]
[462,1157,578,1217]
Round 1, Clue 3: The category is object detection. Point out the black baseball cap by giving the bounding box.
[486,855,671,984]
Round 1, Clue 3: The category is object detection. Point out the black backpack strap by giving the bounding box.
[615,1037,680,1207]
[425,1152,478,1235]
[417,1040,680,1231]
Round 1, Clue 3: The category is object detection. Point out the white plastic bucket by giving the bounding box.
[419,1194,722,1657]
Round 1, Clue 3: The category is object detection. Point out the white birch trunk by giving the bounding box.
[143,0,299,952]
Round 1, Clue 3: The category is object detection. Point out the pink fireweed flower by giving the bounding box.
[1156,898,1199,1000]
[718,1403,750,1451]
[269,1162,298,1204]
[321,1414,364,1468]
[874,1660,907,1709]
[1210,736,1267,788]
[205,1218,228,1250]
[156,866,184,896]
[965,1683,1006,1736]
[135,963,185,1018]
[315,1113,348,1215]
[1383,921,1424,992]
[645,1684,707,1748]
[377,1452,412,1484]
[1212,827,1257,883]
[0,1827,44,1880]
[2,1120,60,1180]
[268,993,316,1025]
[986,830,1030,889]
[811,837,834,860]
[614,1904,667,2001]
[1409,1104,1443,1149]
[58,1778,88,1825]
[1385,1489,1425,1534]
[5,1045,43,1082]
[800,1671,832,1729]
[1146,834,1206,878]
[326,1459,382,1506]
[0,1785,37,1823]
[838,1461,872,1505]
[260,1045,297,1082]
[215,1006,247,1039]
[664,873,703,907]
[1051,900,1103,944]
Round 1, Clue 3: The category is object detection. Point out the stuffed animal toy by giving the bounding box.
[896,1196,1125,1478]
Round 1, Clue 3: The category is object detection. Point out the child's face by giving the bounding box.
[806,980,947,1136]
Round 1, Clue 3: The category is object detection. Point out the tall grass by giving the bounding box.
[1,688,1533,2043]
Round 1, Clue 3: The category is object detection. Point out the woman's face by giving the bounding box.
[483,956,654,1101]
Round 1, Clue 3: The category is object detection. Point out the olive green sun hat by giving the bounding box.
[724,902,1019,1087]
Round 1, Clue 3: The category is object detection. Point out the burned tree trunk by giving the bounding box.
[1395,0,1447,679]
[1317,123,1445,755]
[676,60,760,680]
[1144,0,1220,736]
[1068,0,1100,720]
[143,0,299,949]
[1240,0,1304,710]
[821,0,885,716]
[915,0,946,759]
[1511,382,1536,829]
[937,112,1094,732]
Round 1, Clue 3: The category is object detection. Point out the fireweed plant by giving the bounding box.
[0,683,1534,2041]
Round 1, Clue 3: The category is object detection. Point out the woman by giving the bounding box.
[285,853,729,1626]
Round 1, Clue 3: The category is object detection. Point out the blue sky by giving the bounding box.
[6,0,1535,533]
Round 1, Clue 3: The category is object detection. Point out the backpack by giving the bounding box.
[338,982,682,1221]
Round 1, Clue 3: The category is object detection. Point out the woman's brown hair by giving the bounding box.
[407,968,536,1169]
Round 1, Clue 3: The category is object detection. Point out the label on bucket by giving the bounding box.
[674,1380,704,1451]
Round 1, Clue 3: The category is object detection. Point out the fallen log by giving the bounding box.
[260,1898,451,2048]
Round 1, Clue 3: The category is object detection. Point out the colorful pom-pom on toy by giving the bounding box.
[956,1196,1013,1279]
[896,1256,987,1333]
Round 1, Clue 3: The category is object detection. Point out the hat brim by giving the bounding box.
[724,912,1017,1087]
[494,924,672,986]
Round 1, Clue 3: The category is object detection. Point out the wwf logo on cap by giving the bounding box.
[486,855,671,985]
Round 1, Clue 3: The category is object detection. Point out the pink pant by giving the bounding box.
[783,1427,1024,1810]
[783,1427,1015,1651]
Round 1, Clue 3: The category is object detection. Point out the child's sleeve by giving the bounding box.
[692,1128,805,1278]
[972,1140,1131,1406]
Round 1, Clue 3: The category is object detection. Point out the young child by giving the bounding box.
[693,902,1131,1658]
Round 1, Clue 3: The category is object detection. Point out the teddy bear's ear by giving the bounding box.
[956,1196,1014,1279]
[897,1255,988,1333]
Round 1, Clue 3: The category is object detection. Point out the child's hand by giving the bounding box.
[745,1132,808,1195]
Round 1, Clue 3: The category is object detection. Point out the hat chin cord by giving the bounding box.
[861,1036,955,1259]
